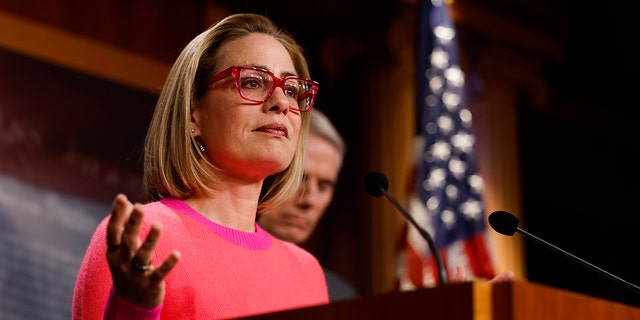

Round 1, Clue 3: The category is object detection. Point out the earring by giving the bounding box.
[191,128,195,133]
[199,144,205,152]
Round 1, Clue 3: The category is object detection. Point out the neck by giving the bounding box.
[184,183,262,232]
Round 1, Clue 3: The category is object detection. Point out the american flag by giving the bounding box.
[396,0,496,289]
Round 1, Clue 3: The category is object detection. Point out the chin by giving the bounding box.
[284,234,306,244]
[260,160,291,175]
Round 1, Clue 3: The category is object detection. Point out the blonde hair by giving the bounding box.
[143,13,312,213]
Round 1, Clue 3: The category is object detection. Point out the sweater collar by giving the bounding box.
[160,198,273,250]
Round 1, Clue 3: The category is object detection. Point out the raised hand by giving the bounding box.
[487,270,515,284]
[450,264,514,284]
[105,194,181,308]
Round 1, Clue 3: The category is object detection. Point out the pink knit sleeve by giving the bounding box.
[72,216,162,320]
[103,286,162,320]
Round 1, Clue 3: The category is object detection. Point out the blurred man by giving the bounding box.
[258,109,358,302]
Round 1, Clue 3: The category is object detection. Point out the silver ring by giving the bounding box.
[131,261,152,272]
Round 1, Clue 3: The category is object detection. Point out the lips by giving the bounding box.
[253,122,288,138]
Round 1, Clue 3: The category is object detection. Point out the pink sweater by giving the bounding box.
[72,198,329,319]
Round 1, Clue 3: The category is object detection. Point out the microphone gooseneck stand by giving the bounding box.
[489,210,640,295]
[364,171,448,285]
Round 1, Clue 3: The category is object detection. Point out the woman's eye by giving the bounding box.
[284,84,298,98]
[241,77,263,89]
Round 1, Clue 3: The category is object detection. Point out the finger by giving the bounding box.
[121,203,145,260]
[149,250,181,284]
[489,271,515,283]
[130,260,153,272]
[131,222,163,269]
[454,264,468,282]
[503,271,515,280]
[106,194,133,252]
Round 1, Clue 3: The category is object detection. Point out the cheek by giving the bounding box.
[281,197,300,211]
[195,98,223,134]
[312,193,334,217]
[200,103,246,144]
[318,195,333,211]
[290,116,303,140]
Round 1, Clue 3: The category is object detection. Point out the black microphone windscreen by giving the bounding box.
[488,211,520,236]
[363,171,388,197]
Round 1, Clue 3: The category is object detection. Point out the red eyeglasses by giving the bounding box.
[207,65,319,112]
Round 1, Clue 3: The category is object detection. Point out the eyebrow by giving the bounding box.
[249,64,297,78]
[319,179,336,187]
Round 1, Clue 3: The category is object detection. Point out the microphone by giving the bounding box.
[488,210,640,295]
[364,171,448,285]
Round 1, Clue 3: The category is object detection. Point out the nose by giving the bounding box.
[263,85,290,114]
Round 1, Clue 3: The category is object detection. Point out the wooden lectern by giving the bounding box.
[240,280,640,319]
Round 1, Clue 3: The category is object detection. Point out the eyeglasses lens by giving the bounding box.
[238,68,315,111]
